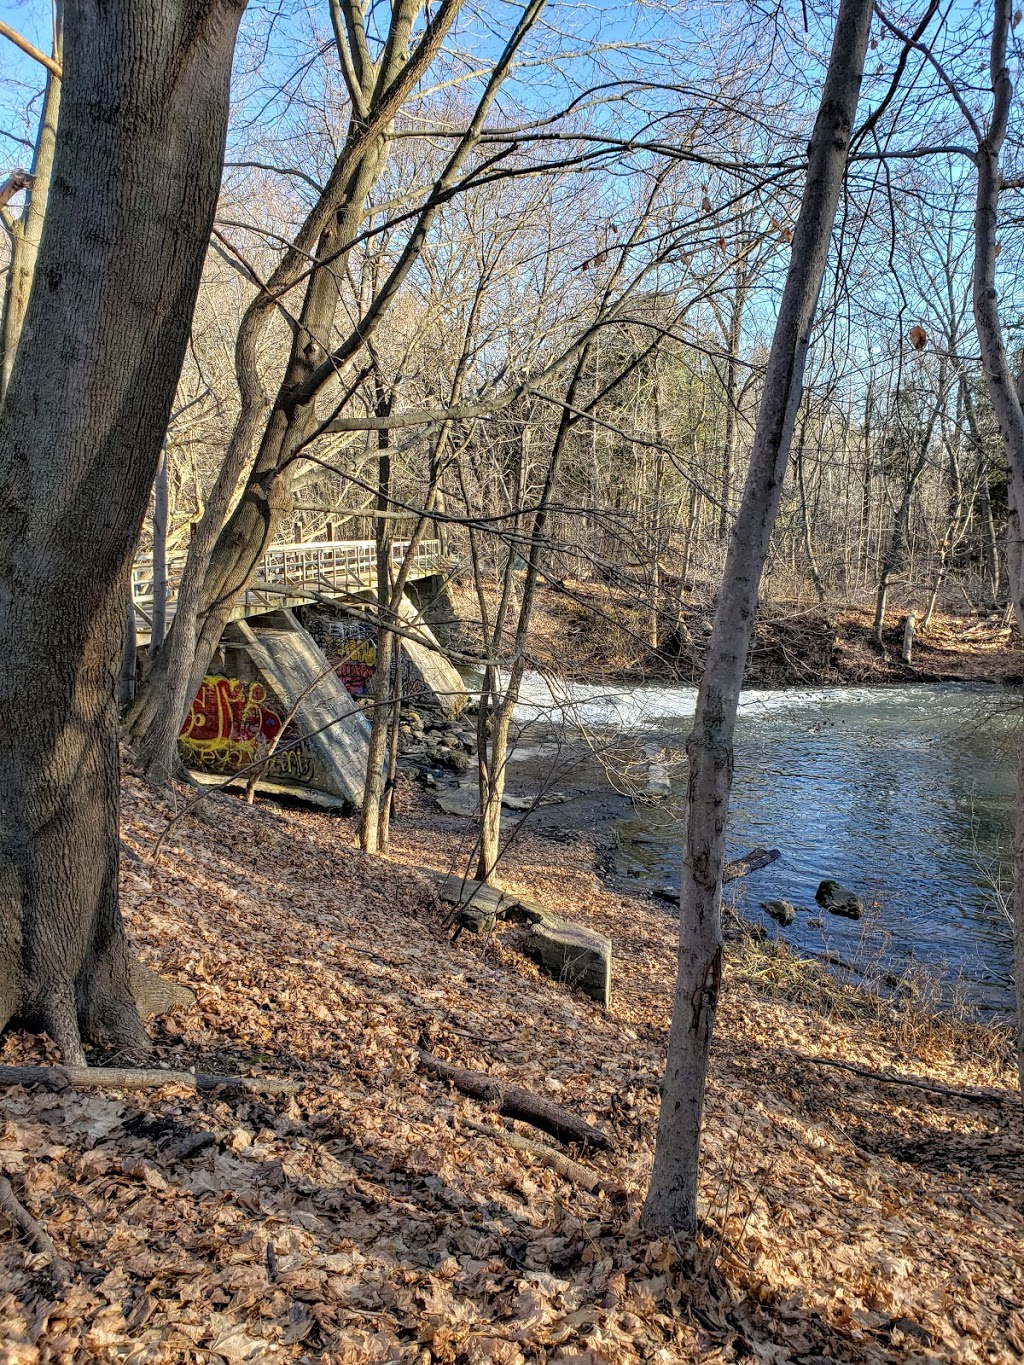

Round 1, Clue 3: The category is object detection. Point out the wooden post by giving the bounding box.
[902,612,916,664]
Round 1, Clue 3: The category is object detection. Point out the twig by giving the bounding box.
[418,1049,614,1149]
[0,1175,73,1285]
[459,1116,609,1192]
[791,1053,1020,1106]
[0,1065,302,1096]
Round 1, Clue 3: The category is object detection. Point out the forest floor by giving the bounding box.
[460,577,1024,688]
[1,767,1022,1363]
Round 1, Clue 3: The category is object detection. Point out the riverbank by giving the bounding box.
[445,577,1024,687]
[1,772,1020,1362]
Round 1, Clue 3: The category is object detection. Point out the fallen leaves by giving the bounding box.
[0,774,1019,1362]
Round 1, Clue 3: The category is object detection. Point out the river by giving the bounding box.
[509,679,1019,1016]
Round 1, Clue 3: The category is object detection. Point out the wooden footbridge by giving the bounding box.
[131,538,447,645]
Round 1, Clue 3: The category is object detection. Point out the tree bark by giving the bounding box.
[0,0,243,1062]
[640,0,873,1237]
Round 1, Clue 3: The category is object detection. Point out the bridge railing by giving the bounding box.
[131,537,443,622]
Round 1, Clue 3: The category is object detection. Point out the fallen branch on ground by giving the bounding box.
[459,1116,610,1191]
[418,1049,614,1149]
[0,1175,73,1286]
[0,1066,302,1096]
[792,1053,1020,1106]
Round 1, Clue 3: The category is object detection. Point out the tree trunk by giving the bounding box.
[640,0,873,1237]
[795,408,827,603]
[123,0,522,783]
[150,441,170,657]
[0,0,243,1062]
[0,19,61,399]
[962,377,1002,605]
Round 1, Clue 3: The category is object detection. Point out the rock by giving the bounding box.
[456,905,496,935]
[815,879,863,918]
[640,762,671,802]
[431,874,521,937]
[510,900,563,929]
[501,791,570,812]
[436,783,479,817]
[526,921,611,1008]
[761,899,795,926]
[426,743,471,773]
[808,917,825,928]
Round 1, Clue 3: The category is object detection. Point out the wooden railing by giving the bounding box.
[131,538,444,627]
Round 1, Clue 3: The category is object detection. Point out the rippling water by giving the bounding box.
[512,678,1019,1015]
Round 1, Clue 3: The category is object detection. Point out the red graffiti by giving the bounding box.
[179,675,283,774]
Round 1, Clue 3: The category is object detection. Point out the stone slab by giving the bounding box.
[526,921,611,1008]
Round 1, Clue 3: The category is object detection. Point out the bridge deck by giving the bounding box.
[131,538,446,644]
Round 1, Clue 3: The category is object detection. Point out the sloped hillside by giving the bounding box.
[0,769,1020,1363]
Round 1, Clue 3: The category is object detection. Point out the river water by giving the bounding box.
[510,679,1019,1016]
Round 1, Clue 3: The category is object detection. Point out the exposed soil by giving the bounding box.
[0,767,1020,1362]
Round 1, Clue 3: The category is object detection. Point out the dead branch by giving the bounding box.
[0,1175,73,1286]
[459,1116,610,1191]
[791,1053,1020,1106]
[418,1049,614,1149]
[0,1065,302,1096]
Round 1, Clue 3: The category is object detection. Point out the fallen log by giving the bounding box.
[459,1117,608,1192]
[723,846,781,884]
[0,1174,73,1286]
[0,1065,302,1096]
[418,1049,614,1150]
[791,1053,1020,1107]
[653,846,781,905]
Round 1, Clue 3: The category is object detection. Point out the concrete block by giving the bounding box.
[527,921,611,1008]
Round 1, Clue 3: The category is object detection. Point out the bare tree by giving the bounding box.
[123,0,541,783]
[641,0,875,1236]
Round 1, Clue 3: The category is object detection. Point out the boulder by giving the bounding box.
[526,921,611,1008]
[761,899,795,926]
[815,879,863,919]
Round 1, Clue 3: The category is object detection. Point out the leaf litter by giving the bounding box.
[0,767,1020,1363]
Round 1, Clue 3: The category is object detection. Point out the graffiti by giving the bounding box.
[304,611,427,702]
[267,748,316,784]
[336,636,376,698]
[178,675,314,784]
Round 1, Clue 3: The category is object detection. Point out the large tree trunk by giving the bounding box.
[640,0,873,1237]
[0,0,243,1063]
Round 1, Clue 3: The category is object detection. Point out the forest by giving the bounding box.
[0,0,1022,1360]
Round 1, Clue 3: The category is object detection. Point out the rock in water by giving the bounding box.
[526,921,611,1008]
[815,879,864,919]
[761,899,795,926]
